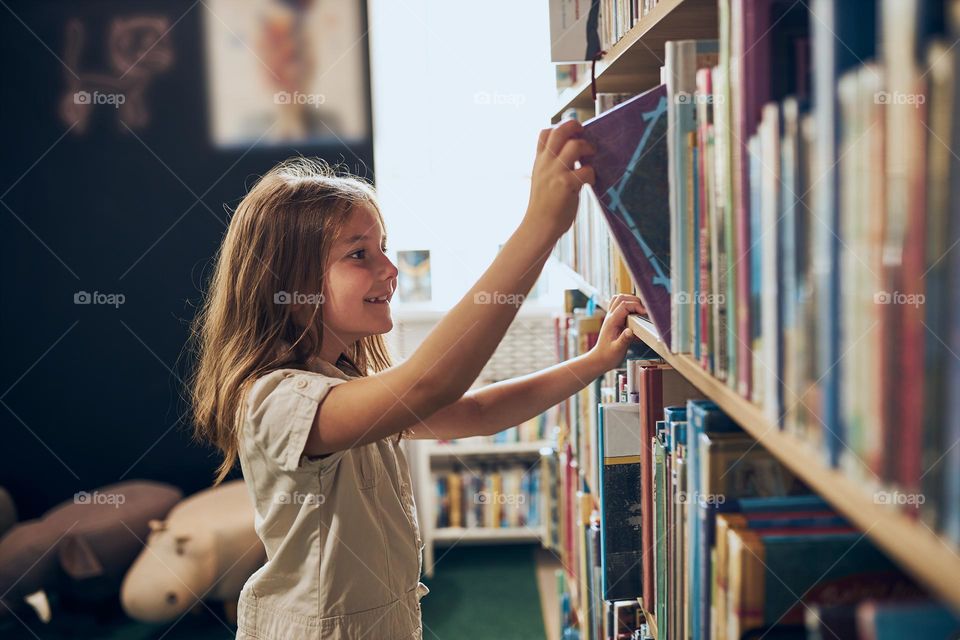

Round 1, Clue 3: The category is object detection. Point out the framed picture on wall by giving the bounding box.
[203,0,370,147]
[397,250,431,303]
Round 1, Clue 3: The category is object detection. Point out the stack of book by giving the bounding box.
[433,463,541,530]
[550,296,959,640]
[549,0,664,64]
[661,0,960,541]
[554,0,960,569]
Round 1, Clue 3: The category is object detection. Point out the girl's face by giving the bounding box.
[320,204,398,352]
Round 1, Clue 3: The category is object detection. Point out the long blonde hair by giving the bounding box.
[189,157,392,485]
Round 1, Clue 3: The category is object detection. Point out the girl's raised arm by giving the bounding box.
[306,119,595,454]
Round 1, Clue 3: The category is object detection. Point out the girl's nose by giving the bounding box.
[381,254,399,280]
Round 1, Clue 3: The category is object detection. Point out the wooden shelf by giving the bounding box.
[426,440,550,458]
[626,314,960,612]
[432,527,543,545]
[550,0,718,123]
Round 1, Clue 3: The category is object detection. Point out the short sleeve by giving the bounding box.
[244,369,348,472]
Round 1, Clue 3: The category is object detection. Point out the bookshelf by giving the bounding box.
[416,440,548,577]
[550,0,718,123]
[619,313,960,612]
[432,526,544,544]
[424,440,551,458]
[547,0,960,636]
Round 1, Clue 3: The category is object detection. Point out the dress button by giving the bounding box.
[295,378,309,389]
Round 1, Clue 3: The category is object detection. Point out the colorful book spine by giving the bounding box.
[597,402,644,601]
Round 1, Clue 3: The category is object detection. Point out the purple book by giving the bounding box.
[582,84,672,345]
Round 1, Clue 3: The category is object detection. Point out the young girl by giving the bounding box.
[190,119,645,640]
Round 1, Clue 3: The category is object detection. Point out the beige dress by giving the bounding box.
[235,357,429,639]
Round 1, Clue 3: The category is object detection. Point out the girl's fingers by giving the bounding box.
[537,128,551,153]
[558,139,596,170]
[571,164,595,187]
[546,119,584,157]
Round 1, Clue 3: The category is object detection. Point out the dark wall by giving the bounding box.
[0,0,374,518]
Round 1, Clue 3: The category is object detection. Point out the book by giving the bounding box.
[811,0,877,468]
[652,429,669,639]
[920,38,954,530]
[856,600,960,639]
[640,366,703,612]
[685,400,741,639]
[727,529,916,638]
[697,431,809,639]
[597,402,643,600]
[666,40,720,355]
[948,0,960,549]
[695,67,717,375]
[581,85,674,344]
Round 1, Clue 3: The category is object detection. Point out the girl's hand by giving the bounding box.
[587,294,646,372]
[524,119,596,240]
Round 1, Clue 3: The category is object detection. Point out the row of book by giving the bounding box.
[550,0,663,64]
[549,302,960,639]
[665,0,960,540]
[554,0,960,548]
[433,464,541,530]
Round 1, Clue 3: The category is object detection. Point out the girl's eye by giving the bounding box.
[349,250,365,260]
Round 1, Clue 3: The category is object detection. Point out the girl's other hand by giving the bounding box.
[588,294,646,371]
[524,119,596,240]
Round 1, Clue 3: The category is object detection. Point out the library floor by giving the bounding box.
[0,545,562,640]
[421,543,562,640]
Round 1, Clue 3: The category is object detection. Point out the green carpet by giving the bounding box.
[421,543,546,640]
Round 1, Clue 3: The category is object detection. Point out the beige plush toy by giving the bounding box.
[120,480,265,624]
